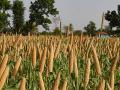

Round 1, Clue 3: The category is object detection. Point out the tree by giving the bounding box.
[73,30,82,35]
[105,5,120,29]
[12,0,25,33]
[0,0,11,32]
[29,0,59,31]
[53,27,61,35]
[84,21,96,36]
[41,31,49,35]
[22,21,38,35]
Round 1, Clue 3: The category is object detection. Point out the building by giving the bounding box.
[95,31,110,38]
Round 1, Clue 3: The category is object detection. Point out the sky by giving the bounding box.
[23,0,120,31]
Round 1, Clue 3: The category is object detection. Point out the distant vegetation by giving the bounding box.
[0,0,59,35]
[0,0,120,36]
[105,5,120,36]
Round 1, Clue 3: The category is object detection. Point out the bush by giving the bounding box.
[53,27,61,35]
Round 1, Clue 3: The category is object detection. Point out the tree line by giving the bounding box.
[84,5,120,36]
[0,0,120,36]
[0,0,58,35]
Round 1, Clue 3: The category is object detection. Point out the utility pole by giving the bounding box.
[101,12,105,32]
[60,21,62,36]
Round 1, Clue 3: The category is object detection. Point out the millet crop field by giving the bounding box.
[0,34,120,90]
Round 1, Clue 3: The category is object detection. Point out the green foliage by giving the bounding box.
[0,0,59,34]
[84,21,96,36]
[12,0,25,33]
[53,27,61,35]
[105,5,120,29]
[0,0,11,11]
[0,0,11,31]
[73,30,82,35]
[0,13,9,30]
[41,31,49,35]
[29,0,59,30]
[105,5,120,36]
[22,21,38,35]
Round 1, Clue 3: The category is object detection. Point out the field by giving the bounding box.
[0,34,120,90]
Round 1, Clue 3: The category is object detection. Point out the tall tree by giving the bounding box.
[12,0,24,33]
[0,0,11,32]
[29,0,59,31]
[105,5,120,29]
[84,21,96,36]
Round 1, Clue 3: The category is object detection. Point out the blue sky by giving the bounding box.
[23,0,120,30]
